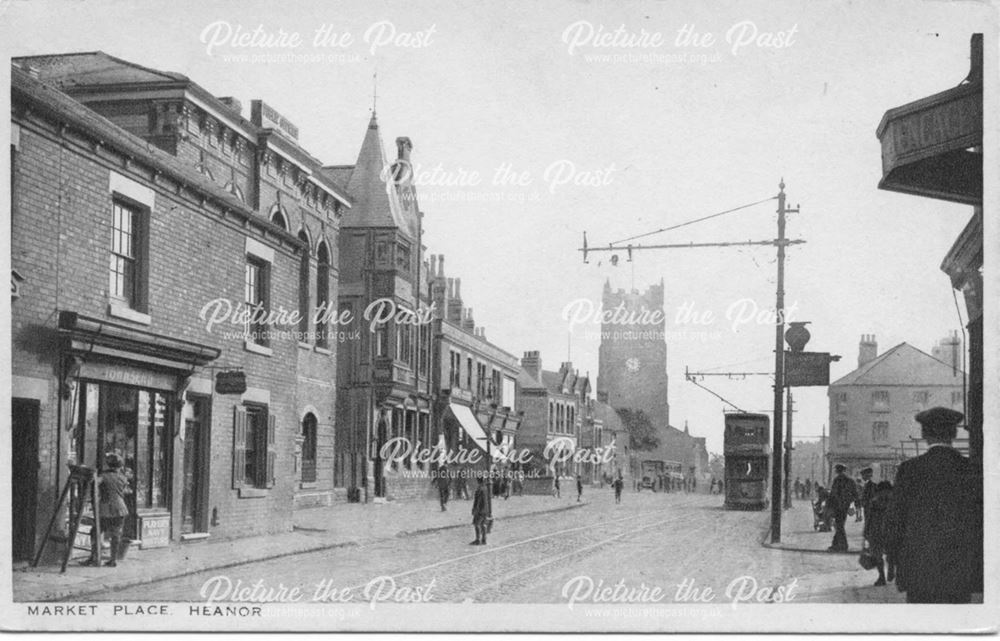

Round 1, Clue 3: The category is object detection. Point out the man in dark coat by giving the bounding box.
[436,465,450,512]
[471,475,489,545]
[827,463,859,552]
[886,407,983,603]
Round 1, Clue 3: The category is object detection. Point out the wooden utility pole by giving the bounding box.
[770,180,798,543]
[783,390,793,509]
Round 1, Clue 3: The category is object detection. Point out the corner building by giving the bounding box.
[10,53,350,562]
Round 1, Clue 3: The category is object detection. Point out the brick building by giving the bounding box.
[827,335,965,481]
[428,255,521,486]
[515,353,591,478]
[10,53,350,562]
[329,114,435,502]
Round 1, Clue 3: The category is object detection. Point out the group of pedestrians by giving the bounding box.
[821,407,982,603]
[792,477,818,500]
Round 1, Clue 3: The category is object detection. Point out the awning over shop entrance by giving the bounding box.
[446,402,490,453]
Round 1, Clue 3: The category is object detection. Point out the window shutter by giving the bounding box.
[266,414,277,488]
[233,406,248,488]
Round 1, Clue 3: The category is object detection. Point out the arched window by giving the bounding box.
[301,413,317,483]
[270,206,288,230]
[297,229,310,337]
[316,241,330,347]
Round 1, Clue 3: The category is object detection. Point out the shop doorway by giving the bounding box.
[181,394,211,535]
[11,398,40,561]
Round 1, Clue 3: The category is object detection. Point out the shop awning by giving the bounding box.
[447,402,490,453]
[59,311,220,372]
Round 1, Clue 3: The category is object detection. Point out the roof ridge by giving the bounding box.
[97,51,188,82]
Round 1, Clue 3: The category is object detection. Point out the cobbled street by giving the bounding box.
[81,491,882,606]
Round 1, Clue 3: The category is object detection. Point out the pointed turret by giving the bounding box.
[341,113,411,234]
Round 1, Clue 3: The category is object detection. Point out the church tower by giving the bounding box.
[596,279,670,428]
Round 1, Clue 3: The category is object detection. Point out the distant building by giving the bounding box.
[596,280,669,427]
[827,335,965,480]
[515,353,591,477]
[429,255,521,490]
[595,279,705,483]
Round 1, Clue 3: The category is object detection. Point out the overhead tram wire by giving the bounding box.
[608,196,779,246]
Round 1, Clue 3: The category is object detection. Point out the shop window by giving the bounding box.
[872,421,889,443]
[109,199,148,311]
[301,413,317,483]
[245,256,270,347]
[316,242,331,347]
[233,404,275,489]
[67,381,172,539]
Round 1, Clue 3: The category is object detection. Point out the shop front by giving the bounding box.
[57,312,219,549]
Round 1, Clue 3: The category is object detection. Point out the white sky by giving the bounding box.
[2,0,989,454]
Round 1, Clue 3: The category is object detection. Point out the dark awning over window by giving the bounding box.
[58,310,220,373]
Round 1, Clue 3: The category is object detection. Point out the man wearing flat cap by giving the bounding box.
[886,407,983,603]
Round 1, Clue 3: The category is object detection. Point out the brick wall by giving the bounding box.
[10,86,335,551]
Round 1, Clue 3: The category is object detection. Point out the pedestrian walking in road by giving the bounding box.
[612,473,624,504]
[709,477,717,495]
[794,477,802,500]
[827,463,859,552]
[864,480,895,586]
[436,465,450,512]
[576,474,583,502]
[886,407,983,603]
[553,474,561,498]
[471,475,489,545]
[96,452,130,567]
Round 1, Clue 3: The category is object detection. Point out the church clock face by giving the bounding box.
[625,357,641,374]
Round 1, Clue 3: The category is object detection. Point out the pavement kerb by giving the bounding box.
[19,500,588,602]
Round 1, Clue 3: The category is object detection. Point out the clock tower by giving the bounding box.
[596,279,670,428]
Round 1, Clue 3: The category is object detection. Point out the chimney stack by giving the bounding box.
[522,351,542,380]
[462,308,476,333]
[858,334,878,368]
